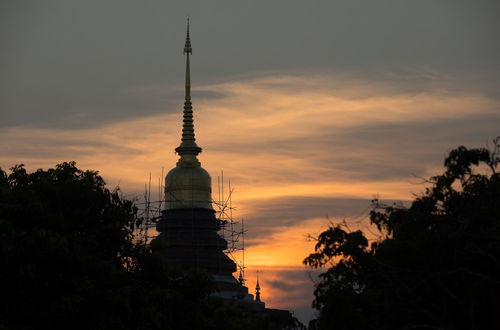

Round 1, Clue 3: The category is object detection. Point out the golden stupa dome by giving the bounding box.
[164,155,212,210]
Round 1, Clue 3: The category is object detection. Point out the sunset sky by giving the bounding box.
[2,0,500,324]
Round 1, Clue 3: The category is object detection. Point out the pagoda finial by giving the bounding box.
[184,17,192,55]
[255,271,261,302]
[175,17,201,159]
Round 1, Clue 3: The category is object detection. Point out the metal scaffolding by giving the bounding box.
[134,169,246,279]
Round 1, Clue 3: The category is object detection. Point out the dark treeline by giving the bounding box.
[305,138,500,330]
[0,162,280,330]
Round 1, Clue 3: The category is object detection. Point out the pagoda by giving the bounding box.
[153,21,261,306]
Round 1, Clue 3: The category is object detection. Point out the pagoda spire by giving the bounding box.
[175,18,202,157]
[255,271,261,302]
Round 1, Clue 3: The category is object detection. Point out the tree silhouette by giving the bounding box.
[304,138,500,330]
[0,162,267,330]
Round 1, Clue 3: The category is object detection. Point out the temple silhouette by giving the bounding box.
[151,22,299,328]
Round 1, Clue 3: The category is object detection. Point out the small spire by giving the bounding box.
[175,17,201,159]
[255,271,261,302]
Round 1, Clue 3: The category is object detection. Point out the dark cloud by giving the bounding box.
[2,0,499,128]
[320,114,500,178]
[243,196,376,242]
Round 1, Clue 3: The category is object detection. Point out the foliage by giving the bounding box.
[304,139,500,330]
[0,162,270,330]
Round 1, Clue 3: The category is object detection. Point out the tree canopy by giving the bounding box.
[304,139,500,330]
[0,162,269,330]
